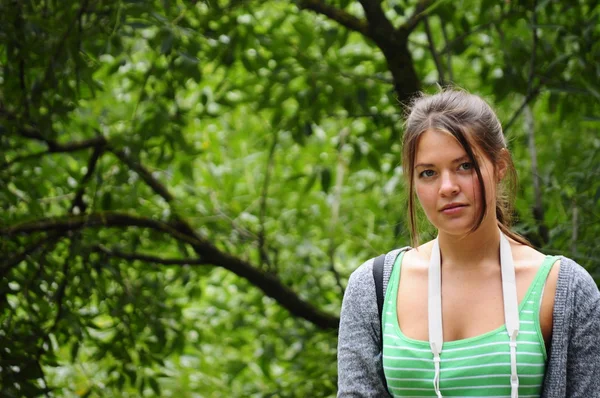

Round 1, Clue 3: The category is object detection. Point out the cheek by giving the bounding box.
[415,184,436,209]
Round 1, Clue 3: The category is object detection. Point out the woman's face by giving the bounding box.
[413,129,499,237]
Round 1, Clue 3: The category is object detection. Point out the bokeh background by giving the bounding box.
[1,0,599,396]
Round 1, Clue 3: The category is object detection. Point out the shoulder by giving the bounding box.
[510,242,550,269]
[402,240,434,270]
[559,256,596,284]
[557,256,600,305]
[511,243,560,288]
[346,257,376,292]
[343,257,378,313]
[339,257,381,345]
[343,247,413,312]
[544,255,600,324]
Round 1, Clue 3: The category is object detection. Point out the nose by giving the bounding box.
[439,171,459,197]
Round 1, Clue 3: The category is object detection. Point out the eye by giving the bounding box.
[419,169,436,178]
[459,162,473,171]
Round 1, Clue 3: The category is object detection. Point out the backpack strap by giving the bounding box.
[373,254,387,321]
[372,247,410,394]
[372,247,411,323]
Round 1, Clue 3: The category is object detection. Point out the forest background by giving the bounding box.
[1,0,599,396]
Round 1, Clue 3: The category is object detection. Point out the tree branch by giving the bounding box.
[13,2,30,118]
[504,3,542,136]
[524,1,548,246]
[524,104,548,246]
[357,0,395,37]
[48,236,78,335]
[298,0,420,103]
[92,244,205,266]
[298,0,369,37]
[1,126,108,170]
[5,115,339,331]
[1,212,186,240]
[440,20,454,82]
[403,0,432,33]
[502,86,541,135]
[1,150,52,171]
[1,212,340,330]
[423,16,445,85]
[0,235,61,280]
[71,145,105,214]
[47,135,107,153]
[110,148,174,203]
[7,124,176,218]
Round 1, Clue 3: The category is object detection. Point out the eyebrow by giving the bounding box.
[414,156,471,169]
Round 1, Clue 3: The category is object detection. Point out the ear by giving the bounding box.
[496,148,509,182]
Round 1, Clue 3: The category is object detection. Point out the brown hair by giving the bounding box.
[402,89,530,248]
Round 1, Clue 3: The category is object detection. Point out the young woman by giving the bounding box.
[337,90,600,397]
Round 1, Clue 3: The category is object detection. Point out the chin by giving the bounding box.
[431,218,478,237]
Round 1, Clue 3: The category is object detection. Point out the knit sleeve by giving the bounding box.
[564,259,600,396]
[337,258,392,397]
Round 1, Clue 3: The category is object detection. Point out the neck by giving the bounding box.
[437,219,502,269]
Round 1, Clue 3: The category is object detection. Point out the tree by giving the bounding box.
[1,0,599,396]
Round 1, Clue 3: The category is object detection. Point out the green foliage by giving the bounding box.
[1,0,599,396]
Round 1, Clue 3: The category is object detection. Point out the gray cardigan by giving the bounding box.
[337,253,600,397]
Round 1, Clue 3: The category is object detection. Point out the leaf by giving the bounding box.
[138,377,146,396]
[367,152,381,171]
[304,170,318,193]
[357,87,368,110]
[303,122,313,137]
[125,368,137,384]
[176,52,202,81]
[149,377,161,396]
[126,21,152,29]
[179,161,194,180]
[107,58,126,75]
[322,28,338,54]
[286,173,306,182]
[70,341,80,362]
[320,168,332,193]
[101,192,112,210]
[292,124,306,145]
[241,54,254,71]
[160,31,174,55]
[271,110,283,127]
[21,361,43,380]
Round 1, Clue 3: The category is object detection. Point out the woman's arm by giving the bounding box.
[337,259,392,397]
[564,261,600,396]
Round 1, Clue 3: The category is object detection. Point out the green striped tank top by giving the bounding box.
[382,253,558,397]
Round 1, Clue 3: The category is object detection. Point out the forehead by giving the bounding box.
[415,129,468,163]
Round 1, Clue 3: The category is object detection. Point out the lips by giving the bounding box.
[440,203,467,212]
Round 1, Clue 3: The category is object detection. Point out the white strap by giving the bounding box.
[432,350,443,398]
[428,233,519,398]
[510,330,519,398]
[500,234,519,335]
[500,234,520,397]
[428,238,443,397]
